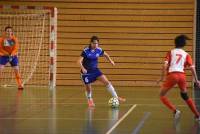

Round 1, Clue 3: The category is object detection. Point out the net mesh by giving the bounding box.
[194,0,200,109]
[196,1,200,78]
[0,9,51,87]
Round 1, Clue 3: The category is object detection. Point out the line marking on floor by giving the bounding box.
[105,104,137,134]
[0,117,114,120]
[132,112,151,134]
[18,98,199,100]
[8,102,191,108]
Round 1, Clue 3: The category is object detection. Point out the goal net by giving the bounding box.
[0,6,57,88]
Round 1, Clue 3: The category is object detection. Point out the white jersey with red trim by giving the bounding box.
[165,48,192,73]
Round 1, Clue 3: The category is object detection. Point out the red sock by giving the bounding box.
[160,96,176,112]
[186,98,199,117]
[15,71,23,88]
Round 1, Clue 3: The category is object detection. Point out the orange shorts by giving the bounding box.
[162,72,187,91]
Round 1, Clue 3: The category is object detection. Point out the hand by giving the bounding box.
[82,68,87,74]
[156,79,162,84]
[195,81,200,88]
[8,55,13,62]
[110,60,115,66]
[157,77,165,84]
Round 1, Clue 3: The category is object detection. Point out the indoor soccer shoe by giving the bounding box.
[18,86,24,90]
[88,99,95,107]
[118,97,126,102]
[195,116,200,122]
[174,109,181,119]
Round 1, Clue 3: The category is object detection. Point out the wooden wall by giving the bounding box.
[0,0,195,86]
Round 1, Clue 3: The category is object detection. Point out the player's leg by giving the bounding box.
[97,74,126,102]
[85,84,92,99]
[160,74,178,115]
[180,91,200,119]
[81,73,95,107]
[10,56,23,90]
[0,64,5,82]
[0,56,8,86]
[85,84,95,107]
[160,88,177,112]
[13,67,23,89]
[178,74,200,119]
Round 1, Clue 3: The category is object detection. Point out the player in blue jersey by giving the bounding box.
[77,36,126,107]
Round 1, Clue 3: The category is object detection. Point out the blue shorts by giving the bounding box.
[81,68,103,84]
[0,56,19,66]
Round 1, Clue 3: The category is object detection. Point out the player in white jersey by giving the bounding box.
[168,48,189,73]
[158,35,200,120]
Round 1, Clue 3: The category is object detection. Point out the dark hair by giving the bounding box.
[89,36,99,49]
[5,26,13,31]
[175,34,190,48]
[90,36,99,43]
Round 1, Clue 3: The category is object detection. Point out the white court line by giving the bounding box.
[0,117,113,120]
[10,97,200,101]
[11,102,192,108]
[105,104,137,134]
[5,96,200,100]
[132,112,151,134]
[15,102,191,107]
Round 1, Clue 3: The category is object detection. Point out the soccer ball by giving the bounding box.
[108,97,119,108]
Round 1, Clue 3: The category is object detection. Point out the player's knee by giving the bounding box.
[106,82,111,87]
[160,96,165,101]
[160,89,167,96]
[103,81,110,86]
[180,92,189,100]
[0,65,4,69]
[160,91,163,96]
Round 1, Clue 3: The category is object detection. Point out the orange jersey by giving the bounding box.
[0,35,19,56]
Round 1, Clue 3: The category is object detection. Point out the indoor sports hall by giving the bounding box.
[0,0,200,134]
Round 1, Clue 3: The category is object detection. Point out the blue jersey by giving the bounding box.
[81,47,104,70]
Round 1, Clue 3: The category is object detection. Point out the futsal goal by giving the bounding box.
[0,5,57,89]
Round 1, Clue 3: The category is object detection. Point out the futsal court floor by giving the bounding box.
[0,86,200,134]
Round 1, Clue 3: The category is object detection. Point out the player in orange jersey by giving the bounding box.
[158,35,200,120]
[0,26,23,90]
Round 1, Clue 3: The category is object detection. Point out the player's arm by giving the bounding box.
[77,56,87,74]
[189,65,199,82]
[10,37,19,56]
[0,47,10,56]
[186,55,200,88]
[103,51,115,66]
[157,51,170,83]
[0,39,9,55]
[189,65,200,88]
[159,61,168,82]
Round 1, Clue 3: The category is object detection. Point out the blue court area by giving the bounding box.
[0,86,199,134]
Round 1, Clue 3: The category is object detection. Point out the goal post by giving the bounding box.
[194,0,200,109]
[0,5,57,89]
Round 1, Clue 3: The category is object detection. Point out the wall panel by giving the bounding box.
[0,0,195,86]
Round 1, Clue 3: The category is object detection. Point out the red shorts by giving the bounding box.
[162,72,187,91]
